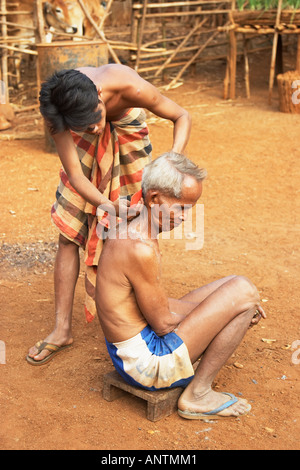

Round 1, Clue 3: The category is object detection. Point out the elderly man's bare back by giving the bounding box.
[97,235,164,343]
[97,230,202,343]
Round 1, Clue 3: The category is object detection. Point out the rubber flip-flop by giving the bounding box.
[178,392,251,420]
[26,341,72,366]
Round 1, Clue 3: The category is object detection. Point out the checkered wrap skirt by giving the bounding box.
[51,108,152,322]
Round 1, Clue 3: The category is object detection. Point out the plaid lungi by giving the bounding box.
[51,108,152,322]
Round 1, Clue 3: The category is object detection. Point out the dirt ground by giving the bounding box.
[0,50,299,451]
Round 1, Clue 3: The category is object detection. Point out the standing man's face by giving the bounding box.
[86,99,106,135]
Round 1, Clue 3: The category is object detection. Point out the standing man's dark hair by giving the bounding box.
[39,69,102,134]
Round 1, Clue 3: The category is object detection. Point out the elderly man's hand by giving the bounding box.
[249,305,266,328]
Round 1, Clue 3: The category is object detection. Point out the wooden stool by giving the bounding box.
[103,370,183,422]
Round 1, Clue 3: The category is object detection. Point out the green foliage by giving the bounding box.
[236,0,300,11]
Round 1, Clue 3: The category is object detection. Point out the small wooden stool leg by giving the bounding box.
[147,396,179,422]
[102,370,183,422]
[102,380,125,402]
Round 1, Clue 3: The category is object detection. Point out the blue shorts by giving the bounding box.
[105,325,194,391]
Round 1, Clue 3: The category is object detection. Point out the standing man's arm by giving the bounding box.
[52,131,129,215]
[149,93,191,154]
[111,67,192,153]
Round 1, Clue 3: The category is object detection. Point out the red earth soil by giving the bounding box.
[0,51,299,450]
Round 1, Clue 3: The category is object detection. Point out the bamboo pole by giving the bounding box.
[166,28,221,90]
[223,53,230,99]
[243,36,250,98]
[99,0,114,30]
[235,27,300,34]
[0,20,36,30]
[133,43,210,60]
[1,44,37,54]
[35,0,46,43]
[0,10,32,15]
[1,0,9,104]
[229,29,237,99]
[134,9,232,19]
[154,17,208,77]
[0,37,36,43]
[77,0,121,64]
[135,0,148,71]
[268,0,283,104]
[132,1,231,9]
[143,29,215,48]
[138,44,273,73]
[225,2,237,100]
[44,28,91,40]
[132,38,231,61]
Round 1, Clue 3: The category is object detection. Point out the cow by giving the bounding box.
[43,0,107,39]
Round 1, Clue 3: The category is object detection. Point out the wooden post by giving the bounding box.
[225,1,237,100]
[1,0,9,103]
[268,0,282,104]
[223,55,230,99]
[35,0,46,43]
[243,36,250,98]
[135,0,148,71]
[296,35,300,72]
[229,29,237,99]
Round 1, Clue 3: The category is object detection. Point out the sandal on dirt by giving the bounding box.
[26,340,72,366]
[178,392,251,420]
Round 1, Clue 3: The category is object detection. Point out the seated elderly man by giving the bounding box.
[96,152,266,420]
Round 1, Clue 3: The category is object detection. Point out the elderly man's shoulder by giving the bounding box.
[112,235,159,267]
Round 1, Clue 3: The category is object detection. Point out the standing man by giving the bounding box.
[27,64,191,365]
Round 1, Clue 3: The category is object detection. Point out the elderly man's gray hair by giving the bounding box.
[142,151,207,198]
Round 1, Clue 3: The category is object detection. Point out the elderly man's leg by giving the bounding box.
[27,234,79,362]
[176,275,260,417]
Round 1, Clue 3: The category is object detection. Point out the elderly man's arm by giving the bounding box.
[126,242,186,336]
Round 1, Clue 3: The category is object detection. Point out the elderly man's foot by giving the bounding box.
[178,388,251,420]
[27,332,73,365]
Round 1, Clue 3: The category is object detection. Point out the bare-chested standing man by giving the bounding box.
[27,64,191,365]
[96,152,266,419]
